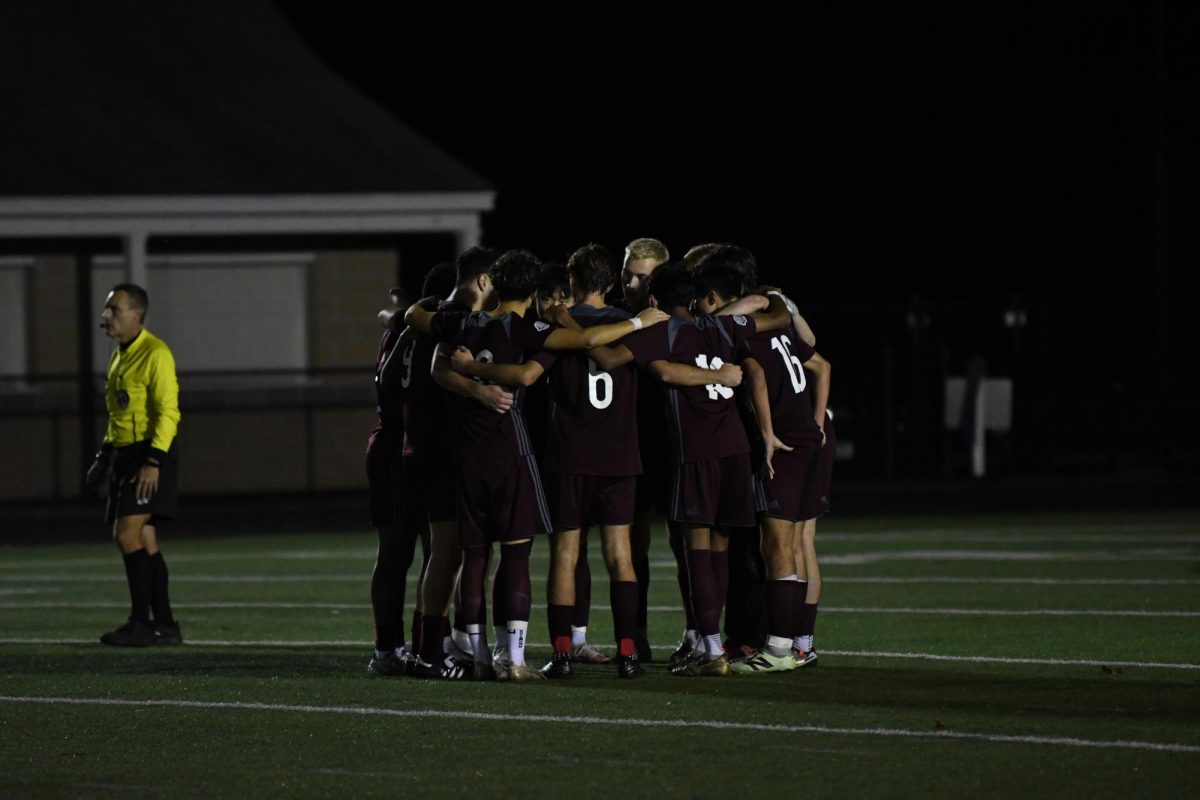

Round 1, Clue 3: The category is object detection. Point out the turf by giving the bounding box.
[1,509,1198,798]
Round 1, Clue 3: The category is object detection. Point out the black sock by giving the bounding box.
[122,549,153,624]
[148,552,175,626]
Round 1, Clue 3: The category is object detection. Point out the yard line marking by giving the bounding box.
[827,576,1200,586]
[2,640,1196,671]
[823,549,1197,565]
[0,588,56,596]
[2,602,1195,618]
[1,695,1196,754]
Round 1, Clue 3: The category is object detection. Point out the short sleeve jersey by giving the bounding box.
[402,299,469,457]
[738,329,823,447]
[534,304,641,476]
[429,309,556,458]
[623,313,757,463]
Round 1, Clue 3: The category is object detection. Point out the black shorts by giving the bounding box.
[545,473,637,531]
[669,452,755,529]
[455,454,552,548]
[105,441,179,526]
[365,426,403,527]
[754,443,823,523]
[402,450,456,528]
[811,411,836,517]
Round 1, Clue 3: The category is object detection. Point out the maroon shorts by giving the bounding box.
[402,450,456,528]
[545,473,637,531]
[755,443,823,522]
[811,411,836,516]
[455,454,552,548]
[670,452,755,528]
[366,427,403,527]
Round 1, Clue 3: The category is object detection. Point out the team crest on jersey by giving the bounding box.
[534,321,551,331]
[732,315,748,326]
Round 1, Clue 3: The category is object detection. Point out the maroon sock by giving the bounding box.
[633,556,650,629]
[572,533,592,628]
[548,604,573,653]
[711,549,729,621]
[148,552,174,626]
[121,549,153,625]
[419,615,447,664]
[668,521,694,628]
[799,602,819,638]
[459,548,488,628]
[685,549,719,636]
[610,580,638,655]
[793,580,809,638]
[410,609,423,655]
[766,580,798,641]
[498,541,532,624]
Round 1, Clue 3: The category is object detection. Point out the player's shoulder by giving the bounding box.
[571,303,632,324]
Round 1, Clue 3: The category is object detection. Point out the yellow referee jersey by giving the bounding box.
[103,329,181,456]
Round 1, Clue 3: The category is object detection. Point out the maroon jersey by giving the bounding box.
[534,304,642,476]
[402,299,469,458]
[623,313,757,463]
[429,309,557,458]
[373,329,402,430]
[739,329,823,447]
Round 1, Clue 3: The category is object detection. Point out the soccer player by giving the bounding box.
[590,261,791,676]
[86,284,182,647]
[692,265,832,673]
[405,249,668,680]
[795,402,836,667]
[619,237,671,661]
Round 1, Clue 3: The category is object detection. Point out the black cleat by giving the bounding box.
[615,654,645,679]
[152,621,184,646]
[634,632,653,663]
[100,618,156,647]
[368,649,408,677]
[540,651,574,679]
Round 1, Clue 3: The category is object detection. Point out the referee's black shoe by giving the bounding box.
[153,621,184,646]
[100,618,156,647]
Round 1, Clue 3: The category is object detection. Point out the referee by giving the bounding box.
[86,283,183,647]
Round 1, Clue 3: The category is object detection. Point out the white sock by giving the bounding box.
[507,621,529,666]
[493,625,508,653]
[794,634,814,653]
[703,634,723,661]
[452,628,471,655]
[466,624,490,665]
[682,628,698,646]
[570,625,587,648]
[441,635,453,658]
[766,635,792,657]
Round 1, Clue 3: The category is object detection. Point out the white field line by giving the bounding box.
[0,695,1196,754]
[2,601,1196,618]
[822,549,1197,565]
[829,576,1200,586]
[1,639,1197,672]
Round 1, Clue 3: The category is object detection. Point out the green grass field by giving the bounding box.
[2,509,1198,798]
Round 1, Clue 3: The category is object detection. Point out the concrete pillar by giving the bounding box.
[455,218,482,254]
[124,230,148,288]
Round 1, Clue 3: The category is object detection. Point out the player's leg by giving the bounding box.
[542,528,580,678]
[138,522,181,644]
[732,516,800,673]
[496,537,536,678]
[629,513,653,661]
[570,528,609,663]
[795,517,821,665]
[673,524,730,675]
[414,519,463,674]
[601,523,644,678]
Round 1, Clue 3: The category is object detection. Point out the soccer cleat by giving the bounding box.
[634,633,653,663]
[540,651,574,679]
[152,621,184,646]
[496,660,544,682]
[668,636,696,670]
[368,649,408,677]
[410,657,440,679]
[675,655,733,677]
[793,648,819,669]
[615,654,645,679]
[491,644,510,665]
[438,653,475,680]
[730,648,797,674]
[100,618,156,647]
[725,644,757,663]
[473,661,497,681]
[571,642,611,664]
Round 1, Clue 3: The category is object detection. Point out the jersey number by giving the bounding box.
[587,359,613,410]
[770,335,807,394]
[399,341,417,389]
[694,354,734,400]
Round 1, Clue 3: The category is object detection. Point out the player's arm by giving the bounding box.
[543,308,668,350]
[648,359,743,388]
[378,326,417,396]
[716,294,769,316]
[378,307,401,332]
[588,343,634,371]
[747,293,792,333]
[803,351,831,444]
[138,347,181,502]
[742,356,792,479]
[402,296,441,335]
[449,347,546,388]
[431,343,514,414]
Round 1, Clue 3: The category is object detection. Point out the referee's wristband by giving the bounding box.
[630,316,643,331]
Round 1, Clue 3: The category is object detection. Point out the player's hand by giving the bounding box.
[818,427,827,447]
[131,464,159,504]
[545,303,574,328]
[378,307,399,330]
[715,363,743,387]
[636,308,669,328]
[449,346,475,374]
[762,432,793,480]
[476,384,514,414]
[417,295,439,311]
[85,458,109,488]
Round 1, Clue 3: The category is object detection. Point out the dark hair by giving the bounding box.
[647,264,696,311]
[567,243,615,296]
[421,262,457,299]
[693,265,743,303]
[538,261,570,299]
[491,249,543,301]
[455,246,500,286]
[111,283,149,322]
[700,245,758,294]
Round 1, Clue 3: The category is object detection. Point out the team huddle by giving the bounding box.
[367,238,833,680]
